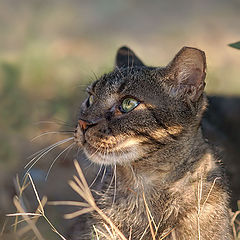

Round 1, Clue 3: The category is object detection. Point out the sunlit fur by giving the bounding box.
[72,46,233,240]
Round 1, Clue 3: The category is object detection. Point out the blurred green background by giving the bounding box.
[0,0,240,239]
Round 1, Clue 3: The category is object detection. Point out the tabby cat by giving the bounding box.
[72,46,233,239]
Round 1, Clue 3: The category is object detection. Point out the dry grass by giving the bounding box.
[6,174,66,240]
[231,206,240,239]
[5,160,127,240]
[4,160,240,240]
[50,159,127,240]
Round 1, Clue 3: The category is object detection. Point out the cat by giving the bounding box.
[71,46,233,239]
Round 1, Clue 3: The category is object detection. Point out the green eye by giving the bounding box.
[120,98,139,113]
[87,95,94,107]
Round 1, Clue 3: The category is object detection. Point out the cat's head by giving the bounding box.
[75,46,207,165]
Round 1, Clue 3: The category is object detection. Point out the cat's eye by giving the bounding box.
[120,98,139,113]
[86,95,94,107]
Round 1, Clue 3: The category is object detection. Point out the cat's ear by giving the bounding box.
[115,46,145,68]
[166,47,206,102]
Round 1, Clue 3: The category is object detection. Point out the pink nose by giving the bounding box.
[78,119,89,131]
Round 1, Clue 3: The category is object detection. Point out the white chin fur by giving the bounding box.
[84,137,144,165]
[84,146,143,165]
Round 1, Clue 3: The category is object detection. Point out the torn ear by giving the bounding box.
[167,47,206,102]
[115,46,145,68]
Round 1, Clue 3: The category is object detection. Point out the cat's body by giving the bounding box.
[72,47,233,239]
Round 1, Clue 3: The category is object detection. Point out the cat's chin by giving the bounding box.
[83,139,144,165]
[84,149,142,165]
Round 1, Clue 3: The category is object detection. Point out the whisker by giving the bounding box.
[106,165,115,194]
[89,164,103,188]
[76,147,82,160]
[34,120,74,128]
[76,148,95,173]
[31,131,74,142]
[83,161,94,172]
[45,143,75,180]
[27,140,67,160]
[74,147,90,173]
[84,143,106,187]
[112,164,117,205]
[105,147,114,194]
[26,138,74,166]
[76,145,101,177]
[27,143,60,162]
[88,144,103,159]
[100,146,107,183]
[53,118,76,128]
[90,70,99,81]
[24,137,74,176]
[27,146,51,160]
[63,142,77,162]
[101,166,107,183]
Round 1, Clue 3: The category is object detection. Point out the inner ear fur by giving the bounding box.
[166,47,206,102]
[115,46,145,68]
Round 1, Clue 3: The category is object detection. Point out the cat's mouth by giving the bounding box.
[74,124,143,165]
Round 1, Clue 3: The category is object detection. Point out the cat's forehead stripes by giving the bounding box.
[116,79,128,94]
[93,72,126,96]
[93,67,149,95]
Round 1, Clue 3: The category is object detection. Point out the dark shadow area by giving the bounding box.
[203,96,240,210]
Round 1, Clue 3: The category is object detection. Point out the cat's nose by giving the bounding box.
[78,119,95,132]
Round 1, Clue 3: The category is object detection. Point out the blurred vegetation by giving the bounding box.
[0,53,85,170]
[0,62,29,131]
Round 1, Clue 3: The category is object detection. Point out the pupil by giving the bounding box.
[121,98,138,113]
